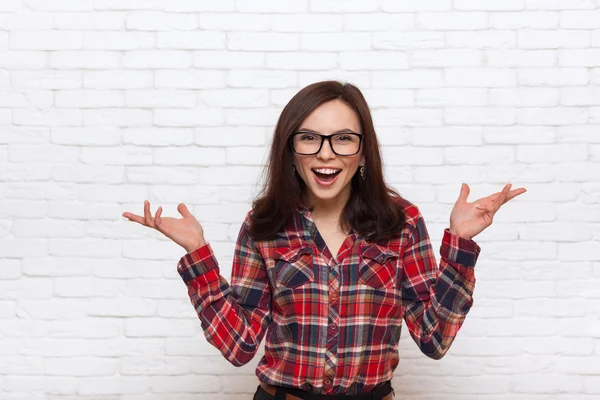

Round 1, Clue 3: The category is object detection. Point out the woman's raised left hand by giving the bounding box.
[449,183,527,240]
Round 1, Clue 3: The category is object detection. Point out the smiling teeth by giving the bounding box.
[314,168,340,175]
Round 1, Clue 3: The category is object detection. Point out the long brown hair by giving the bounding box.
[249,80,406,243]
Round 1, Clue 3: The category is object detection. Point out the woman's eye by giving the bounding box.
[336,135,351,141]
[300,134,318,141]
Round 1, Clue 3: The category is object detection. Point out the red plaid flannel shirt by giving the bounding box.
[177,197,480,395]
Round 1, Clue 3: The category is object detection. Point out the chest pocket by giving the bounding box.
[273,246,315,289]
[359,244,400,289]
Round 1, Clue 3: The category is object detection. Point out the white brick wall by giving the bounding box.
[0,0,599,398]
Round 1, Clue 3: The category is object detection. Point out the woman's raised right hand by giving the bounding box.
[123,201,206,253]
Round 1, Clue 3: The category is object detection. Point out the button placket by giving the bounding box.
[323,258,340,393]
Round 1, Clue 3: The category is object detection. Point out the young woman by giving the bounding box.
[123,81,526,400]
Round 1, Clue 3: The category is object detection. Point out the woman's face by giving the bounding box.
[292,99,365,206]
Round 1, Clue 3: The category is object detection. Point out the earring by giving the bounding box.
[360,165,365,180]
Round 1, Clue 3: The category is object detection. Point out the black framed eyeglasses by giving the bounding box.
[291,132,364,156]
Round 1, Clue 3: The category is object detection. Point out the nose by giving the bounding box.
[317,137,336,160]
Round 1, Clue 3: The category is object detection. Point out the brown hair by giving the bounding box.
[249,80,406,243]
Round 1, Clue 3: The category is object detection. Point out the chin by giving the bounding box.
[306,181,350,203]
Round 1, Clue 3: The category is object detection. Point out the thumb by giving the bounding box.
[458,183,470,203]
[177,203,192,218]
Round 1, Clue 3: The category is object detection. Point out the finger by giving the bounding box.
[144,200,156,228]
[494,184,511,212]
[155,206,163,227]
[178,203,192,218]
[458,183,470,204]
[504,188,527,203]
[122,212,146,225]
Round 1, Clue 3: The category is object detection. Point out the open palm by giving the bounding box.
[449,183,527,240]
[122,201,205,253]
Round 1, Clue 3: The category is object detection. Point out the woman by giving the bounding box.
[123,81,526,400]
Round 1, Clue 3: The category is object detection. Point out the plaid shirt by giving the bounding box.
[177,197,480,395]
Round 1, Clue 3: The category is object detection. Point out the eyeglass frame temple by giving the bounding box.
[290,132,364,156]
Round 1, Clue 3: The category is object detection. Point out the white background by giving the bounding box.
[1,0,599,399]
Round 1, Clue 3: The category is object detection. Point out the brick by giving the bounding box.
[10,71,81,89]
[374,32,445,50]
[229,32,298,51]
[311,0,379,12]
[10,31,82,50]
[446,31,516,48]
[54,12,124,30]
[411,49,482,67]
[193,51,264,69]
[417,12,488,30]
[84,32,154,50]
[559,49,600,67]
[199,13,269,31]
[490,11,558,28]
[84,70,153,89]
[272,14,341,31]
[518,68,589,86]
[12,108,81,126]
[562,87,600,106]
[124,51,192,69]
[486,50,557,67]
[455,0,525,10]
[0,0,22,12]
[123,128,194,146]
[83,109,152,126]
[489,88,560,107]
[301,33,370,51]
[518,30,590,49]
[125,90,197,108]
[516,107,589,125]
[50,51,121,69]
[158,31,226,50]
[268,52,338,70]
[373,70,443,88]
[0,51,47,69]
[526,0,597,10]
[55,90,124,108]
[153,146,226,165]
[126,11,197,30]
[227,70,297,88]
[445,68,516,87]
[155,70,226,89]
[343,13,415,31]
[484,127,556,144]
[164,0,234,12]
[517,144,588,162]
[561,10,600,28]
[381,0,451,11]
[445,107,516,126]
[154,108,224,127]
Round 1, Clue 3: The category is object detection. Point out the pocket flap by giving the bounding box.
[274,246,313,262]
[361,244,399,264]
[273,246,314,288]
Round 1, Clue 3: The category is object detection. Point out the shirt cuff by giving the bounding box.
[177,242,219,284]
[440,228,481,268]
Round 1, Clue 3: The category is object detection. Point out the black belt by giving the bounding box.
[271,381,393,400]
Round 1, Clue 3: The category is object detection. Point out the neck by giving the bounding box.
[304,186,351,227]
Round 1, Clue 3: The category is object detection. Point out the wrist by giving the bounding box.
[185,238,207,253]
[449,227,472,241]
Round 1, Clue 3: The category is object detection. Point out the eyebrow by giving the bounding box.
[296,128,360,135]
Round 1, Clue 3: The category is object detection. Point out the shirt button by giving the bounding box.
[324,378,332,386]
[328,323,337,331]
[377,255,385,262]
[330,292,338,300]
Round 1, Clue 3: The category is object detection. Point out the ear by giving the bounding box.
[359,155,365,166]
